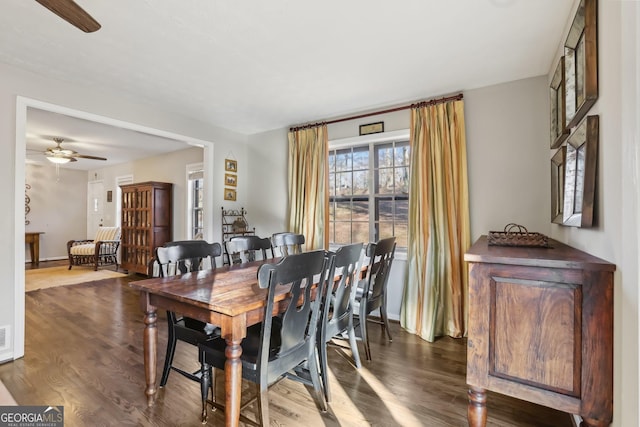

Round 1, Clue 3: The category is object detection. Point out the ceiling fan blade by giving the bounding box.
[35,0,101,33]
[75,154,107,161]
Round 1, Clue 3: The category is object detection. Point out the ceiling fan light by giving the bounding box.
[47,156,71,164]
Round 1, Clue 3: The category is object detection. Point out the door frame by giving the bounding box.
[13,96,216,360]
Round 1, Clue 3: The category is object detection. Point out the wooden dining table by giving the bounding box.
[130,258,287,427]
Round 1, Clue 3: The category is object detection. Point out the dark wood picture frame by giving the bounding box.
[225,173,237,187]
[359,121,384,136]
[563,115,598,227]
[551,146,566,224]
[550,57,570,148]
[224,188,237,201]
[564,0,598,129]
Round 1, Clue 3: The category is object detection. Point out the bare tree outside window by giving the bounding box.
[329,140,409,247]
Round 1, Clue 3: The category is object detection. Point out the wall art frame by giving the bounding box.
[564,0,598,129]
[225,173,237,187]
[225,159,237,172]
[224,188,237,201]
[359,121,384,136]
[562,115,598,227]
[550,57,570,148]
[551,146,566,224]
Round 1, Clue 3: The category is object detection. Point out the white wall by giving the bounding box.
[88,146,204,242]
[465,76,550,239]
[25,164,87,261]
[247,76,549,321]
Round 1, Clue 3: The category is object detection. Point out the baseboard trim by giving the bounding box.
[25,256,67,264]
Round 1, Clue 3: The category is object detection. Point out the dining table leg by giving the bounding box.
[143,304,158,406]
[224,337,243,427]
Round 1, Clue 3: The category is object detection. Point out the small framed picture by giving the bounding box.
[225,159,237,172]
[106,190,113,203]
[224,188,237,201]
[359,121,384,135]
[225,173,237,187]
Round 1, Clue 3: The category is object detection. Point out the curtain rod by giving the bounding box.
[289,93,463,132]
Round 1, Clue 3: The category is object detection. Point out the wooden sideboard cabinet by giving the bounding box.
[120,181,173,275]
[464,236,614,427]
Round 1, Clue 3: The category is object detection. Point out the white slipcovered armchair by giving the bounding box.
[67,226,121,271]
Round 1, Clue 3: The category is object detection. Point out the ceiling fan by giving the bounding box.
[44,137,107,164]
[35,0,101,33]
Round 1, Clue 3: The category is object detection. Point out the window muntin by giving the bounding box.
[329,139,409,247]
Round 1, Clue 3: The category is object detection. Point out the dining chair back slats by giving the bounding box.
[225,235,274,264]
[355,236,396,361]
[199,250,331,425]
[318,242,364,402]
[271,232,305,257]
[150,240,222,386]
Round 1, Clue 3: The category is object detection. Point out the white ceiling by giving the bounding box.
[3,0,575,169]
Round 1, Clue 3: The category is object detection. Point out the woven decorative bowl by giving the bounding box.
[487,223,549,248]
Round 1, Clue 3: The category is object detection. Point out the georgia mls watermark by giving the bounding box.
[0,406,63,427]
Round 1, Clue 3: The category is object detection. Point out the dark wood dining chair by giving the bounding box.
[198,250,331,425]
[318,242,364,403]
[271,232,305,256]
[150,240,222,387]
[225,235,274,264]
[354,236,396,361]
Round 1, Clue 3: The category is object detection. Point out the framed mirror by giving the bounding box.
[564,0,598,129]
[563,115,598,227]
[550,57,569,148]
[551,146,566,224]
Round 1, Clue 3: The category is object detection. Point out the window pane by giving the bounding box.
[329,202,335,220]
[395,223,408,248]
[379,222,394,240]
[352,222,369,244]
[378,199,394,221]
[336,172,352,196]
[329,172,335,196]
[328,152,335,171]
[376,144,394,168]
[329,221,335,243]
[335,149,352,172]
[335,201,351,221]
[396,167,409,194]
[352,200,369,223]
[396,199,409,222]
[377,168,394,194]
[334,221,351,244]
[353,147,369,170]
[395,144,410,166]
[353,170,368,195]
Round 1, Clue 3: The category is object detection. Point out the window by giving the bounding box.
[187,165,204,239]
[328,134,409,247]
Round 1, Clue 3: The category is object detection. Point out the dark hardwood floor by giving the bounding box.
[3,260,574,426]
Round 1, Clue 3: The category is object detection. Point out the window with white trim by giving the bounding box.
[328,132,409,248]
[187,164,204,239]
